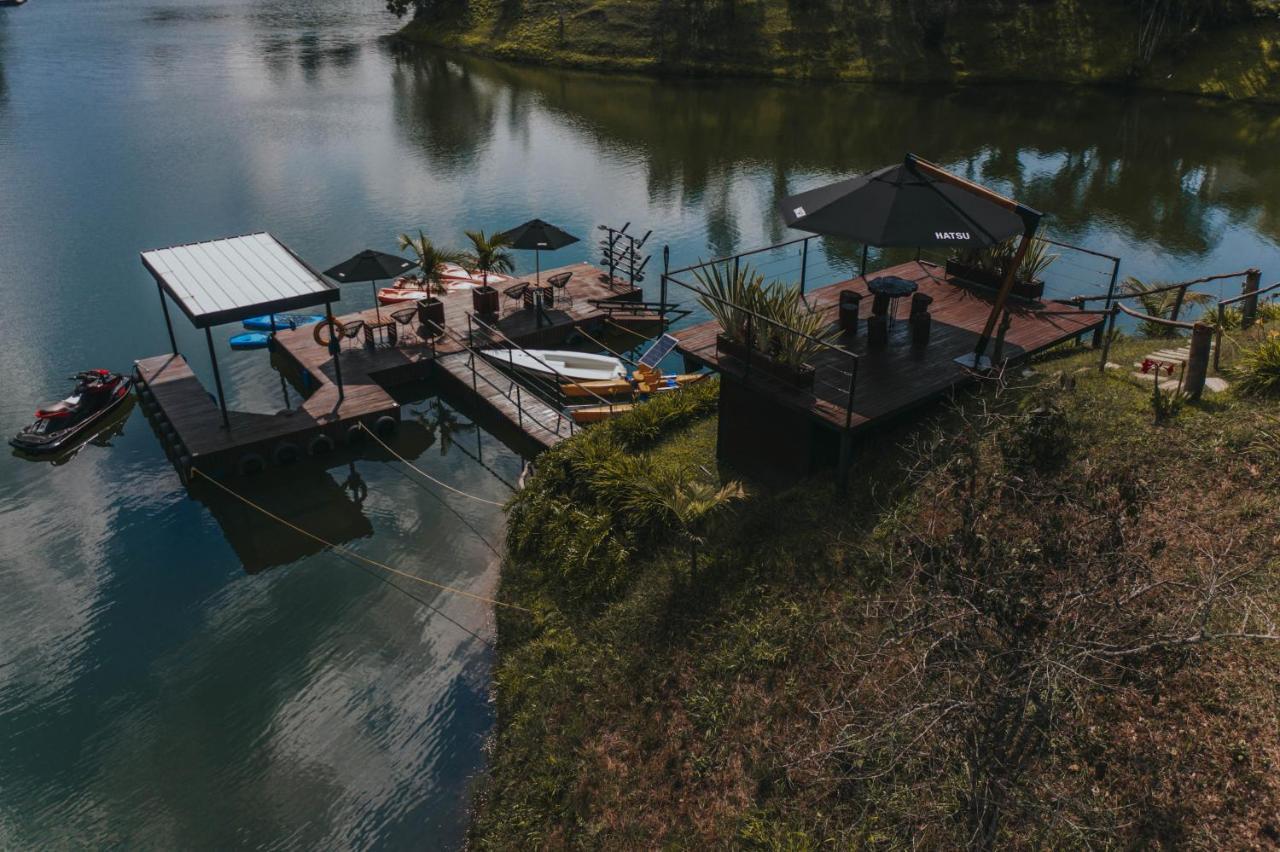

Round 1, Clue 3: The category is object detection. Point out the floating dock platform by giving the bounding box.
[136,262,655,481]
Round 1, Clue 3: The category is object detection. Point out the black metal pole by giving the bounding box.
[860,245,868,278]
[661,245,670,325]
[800,237,809,294]
[326,302,345,402]
[205,327,231,430]
[157,281,177,353]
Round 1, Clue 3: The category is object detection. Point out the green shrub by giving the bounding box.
[1231,333,1280,397]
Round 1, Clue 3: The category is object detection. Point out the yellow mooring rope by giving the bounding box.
[189,467,529,613]
[358,422,507,507]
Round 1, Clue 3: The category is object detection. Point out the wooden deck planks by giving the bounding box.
[434,352,573,449]
[673,260,1103,432]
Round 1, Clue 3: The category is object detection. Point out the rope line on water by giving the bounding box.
[190,467,529,613]
[359,422,507,507]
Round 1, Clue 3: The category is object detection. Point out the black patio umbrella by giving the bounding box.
[778,153,1043,368]
[323,249,419,324]
[497,218,580,286]
[778,155,1030,249]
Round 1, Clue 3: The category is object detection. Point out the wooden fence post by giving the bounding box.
[1242,268,1261,329]
[1185,322,1213,400]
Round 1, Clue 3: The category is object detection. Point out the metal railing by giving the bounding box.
[428,319,577,438]
[465,313,628,423]
[661,263,861,429]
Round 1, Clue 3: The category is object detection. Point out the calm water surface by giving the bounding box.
[2,0,1280,847]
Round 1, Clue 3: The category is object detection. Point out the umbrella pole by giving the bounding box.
[373,280,382,325]
[536,249,541,287]
[969,227,1038,368]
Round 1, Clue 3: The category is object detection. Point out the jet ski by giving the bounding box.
[11,369,133,455]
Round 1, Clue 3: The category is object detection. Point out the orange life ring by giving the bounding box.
[313,317,344,347]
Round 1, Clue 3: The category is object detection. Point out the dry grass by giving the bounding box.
[471,341,1280,848]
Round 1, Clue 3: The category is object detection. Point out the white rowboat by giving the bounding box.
[481,349,626,383]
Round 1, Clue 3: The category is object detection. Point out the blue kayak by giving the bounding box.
[229,332,271,350]
[242,314,324,331]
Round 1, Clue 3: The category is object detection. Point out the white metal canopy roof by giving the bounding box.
[141,232,339,329]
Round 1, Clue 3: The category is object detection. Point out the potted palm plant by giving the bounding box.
[464,229,514,319]
[398,230,463,330]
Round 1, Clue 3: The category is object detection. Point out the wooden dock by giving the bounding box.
[672,259,1104,434]
[135,263,652,480]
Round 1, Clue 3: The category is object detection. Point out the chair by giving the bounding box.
[546,271,573,308]
[390,307,419,345]
[341,319,365,351]
[503,282,531,317]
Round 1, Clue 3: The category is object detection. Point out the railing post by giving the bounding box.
[744,314,753,378]
[1214,303,1226,371]
[516,384,523,428]
[1099,304,1119,372]
[1170,284,1189,322]
[1094,257,1121,349]
[1242,268,1261,329]
[844,357,857,430]
[861,245,869,277]
[733,256,740,284]
[661,245,670,323]
[1185,322,1213,400]
[800,237,809,295]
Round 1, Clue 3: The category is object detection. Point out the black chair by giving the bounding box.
[341,319,365,351]
[390,307,419,344]
[502,282,531,316]
[546,271,572,308]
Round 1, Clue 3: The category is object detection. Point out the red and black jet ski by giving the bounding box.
[11,370,133,455]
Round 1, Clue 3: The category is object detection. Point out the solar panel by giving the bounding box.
[638,333,679,369]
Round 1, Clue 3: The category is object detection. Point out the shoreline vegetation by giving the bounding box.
[471,323,1280,845]
[393,0,1280,104]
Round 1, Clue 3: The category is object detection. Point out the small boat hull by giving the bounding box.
[482,348,626,383]
[570,403,635,424]
[377,287,433,305]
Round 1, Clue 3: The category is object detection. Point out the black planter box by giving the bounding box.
[716,333,816,390]
[471,285,499,318]
[945,260,1044,301]
[416,296,445,332]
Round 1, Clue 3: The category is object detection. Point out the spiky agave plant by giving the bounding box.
[463,229,515,277]
[397,230,466,295]
[761,284,841,368]
[1121,276,1211,338]
[692,261,766,345]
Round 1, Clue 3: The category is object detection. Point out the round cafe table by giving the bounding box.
[867,275,918,328]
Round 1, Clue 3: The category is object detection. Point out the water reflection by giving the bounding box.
[388,48,1280,263]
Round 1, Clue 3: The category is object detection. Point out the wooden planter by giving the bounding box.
[945,260,1044,301]
[472,285,499,318]
[416,296,445,332]
[716,334,816,390]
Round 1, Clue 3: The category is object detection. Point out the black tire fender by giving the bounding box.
[237,453,266,476]
[307,433,335,456]
[272,442,301,466]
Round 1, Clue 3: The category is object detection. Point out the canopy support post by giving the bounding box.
[157,281,177,353]
[205,328,231,431]
[326,302,345,402]
[963,218,1040,370]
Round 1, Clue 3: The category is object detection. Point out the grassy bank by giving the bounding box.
[399,0,1280,104]
[473,335,1280,846]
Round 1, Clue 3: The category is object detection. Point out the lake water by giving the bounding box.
[2,0,1280,847]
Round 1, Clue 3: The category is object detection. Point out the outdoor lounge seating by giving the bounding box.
[546,271,572,308]
[341,319,365,351]
[503,282,531,316]
[390,307,419,344]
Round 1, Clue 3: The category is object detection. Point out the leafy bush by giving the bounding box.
[1231,333,1280,397]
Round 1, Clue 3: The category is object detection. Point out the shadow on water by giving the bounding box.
[388,45,1280,258]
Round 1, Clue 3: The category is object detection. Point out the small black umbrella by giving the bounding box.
[778,156,1027,249]
[323,249,419,324]
[498,218,580,286]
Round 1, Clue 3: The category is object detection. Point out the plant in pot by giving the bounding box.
[398,230,462,331]
[695,262,837,388]
[947,237,1058,300]
[464,229,514,319]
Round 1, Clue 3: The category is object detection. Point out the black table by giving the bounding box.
[867,275,918,327]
